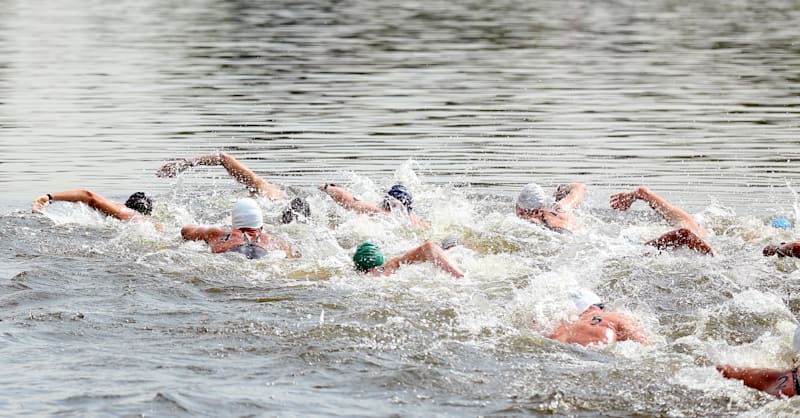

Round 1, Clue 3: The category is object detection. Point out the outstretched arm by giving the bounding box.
[716,365,795,398]
[157,152,285,200]
[382,242,464,278]
[554,183,587,211]
[610,186,707,237]
[645,228,714,256]
[180,225,228,243]
[33,189,136,221]
[319,183,384,214]
[763,242,800,258]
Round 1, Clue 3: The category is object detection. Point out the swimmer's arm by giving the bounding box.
[763,242,800,258]
[181,225,228,243]
[33,189,135,221]
[408,213,431,230]
[554,183,586,211]
[157,152,285,200]
[716,365,794,397]
[611,186,706,237]
[319,184,384,214]
[616,315,651,345]
[273,236,299,259]
[382,242,464,278]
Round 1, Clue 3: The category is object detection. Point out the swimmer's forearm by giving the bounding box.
[774,242,800,258]
[635,187,704,234]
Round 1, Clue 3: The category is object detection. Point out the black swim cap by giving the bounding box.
[281,197,311,224]
[125,192,153,215]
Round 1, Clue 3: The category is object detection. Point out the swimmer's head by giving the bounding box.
[772,217,792,230]
[231,198,263,229]
[125,192,153,215]
[353,241,384,272]
[281,197,311,224]
[382,184,413,212]
[516,183,554,211]
[569,287,602,314]
[440,235,459,250]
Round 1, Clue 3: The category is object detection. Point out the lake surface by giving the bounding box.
[2,0,800,416]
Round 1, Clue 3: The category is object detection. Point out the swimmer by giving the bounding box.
[320,183,430,229]
[157,151,285,199]
[157,151,311,224]
[515,182,586,233]
[716,327,800,398]
[180,198,295,259]
[32,189,164,230]
[610,186,713,255]
[762,242,800,258]
[352,241,464,278]
[547,288,650,347]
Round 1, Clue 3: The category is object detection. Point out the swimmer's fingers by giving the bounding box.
[31,194,49,213]
[554,184,572,202]
[156,159,192,178]
[763,244,778,256]
[319,183,337,192]
[610,192,635,211]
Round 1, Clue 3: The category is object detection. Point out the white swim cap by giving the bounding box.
[569,287,602,314]
[516,183,554,211]
[793,325,800,354]
[231,198,263,229]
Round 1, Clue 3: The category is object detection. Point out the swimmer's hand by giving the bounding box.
[554,184,572,202]
[32,194,50,213]
[763,243,787,257]
[156,159,194,178]
[319,182,336,191]
[610,189,639,211]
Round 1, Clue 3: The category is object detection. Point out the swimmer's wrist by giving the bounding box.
[47,193,53,202]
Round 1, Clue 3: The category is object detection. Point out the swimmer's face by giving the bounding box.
[516,206,546,223]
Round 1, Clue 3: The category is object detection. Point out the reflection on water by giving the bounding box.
[1,0,799,211]
[2,0,800,416]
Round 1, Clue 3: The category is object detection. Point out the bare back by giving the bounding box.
[548,308,648,347]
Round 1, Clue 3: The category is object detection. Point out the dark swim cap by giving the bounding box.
[281,197,311,224]
[382,184,413,212]
[125,192,153,215]
[353,242,384,272]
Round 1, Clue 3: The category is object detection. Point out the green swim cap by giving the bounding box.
[353,242,384,272]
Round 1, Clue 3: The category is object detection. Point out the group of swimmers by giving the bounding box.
[30,151,800,399]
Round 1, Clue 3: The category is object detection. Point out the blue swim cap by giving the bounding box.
[382,184,413,212]
[772,217,792,230]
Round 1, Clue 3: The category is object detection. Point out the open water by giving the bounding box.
[2,0,800,416]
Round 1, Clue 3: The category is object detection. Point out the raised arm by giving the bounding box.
[319,183,384,214]
[180,225,228,243]
[382,242,464,278]
[763,242,800,258]
[610,186,707,237]
[157,152,285,200]
[33,189,136,221]
[554,182,586,211]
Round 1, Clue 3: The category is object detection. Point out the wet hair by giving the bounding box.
[281,197,311,224]
[124,192,153,215]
